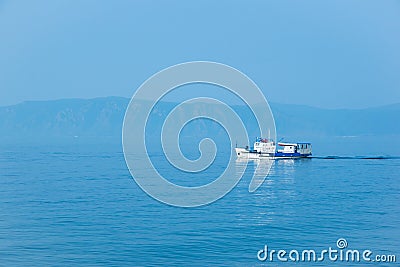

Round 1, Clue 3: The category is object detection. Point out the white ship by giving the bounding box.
[235,137,312,159]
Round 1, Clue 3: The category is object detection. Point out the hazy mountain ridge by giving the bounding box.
[0,97,129,138]
[0,97,399,141]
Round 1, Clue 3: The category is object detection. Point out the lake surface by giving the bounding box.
[0,142,399,266]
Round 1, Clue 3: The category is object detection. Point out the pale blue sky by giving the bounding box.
[0,0,399,108]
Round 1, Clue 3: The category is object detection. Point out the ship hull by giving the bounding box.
[235,148,311,159]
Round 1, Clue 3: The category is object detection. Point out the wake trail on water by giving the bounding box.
[311,155,400,160]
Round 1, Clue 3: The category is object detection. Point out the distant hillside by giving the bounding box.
[270,102,400,137]
[0,97,129,139]
[0,97,399,142]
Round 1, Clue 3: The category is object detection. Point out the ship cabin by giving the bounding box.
[276,142,312,157]
[253,137,275,154]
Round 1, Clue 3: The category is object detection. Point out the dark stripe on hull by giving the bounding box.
[274,152,312,158]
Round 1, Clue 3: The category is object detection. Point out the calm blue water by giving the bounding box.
[0,142,399,266]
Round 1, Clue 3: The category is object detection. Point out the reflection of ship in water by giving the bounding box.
[236,156,305,192]
[235,137,312,159]
[235,157,274,192]
[236,157,306,176]
[234,157,299,225]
